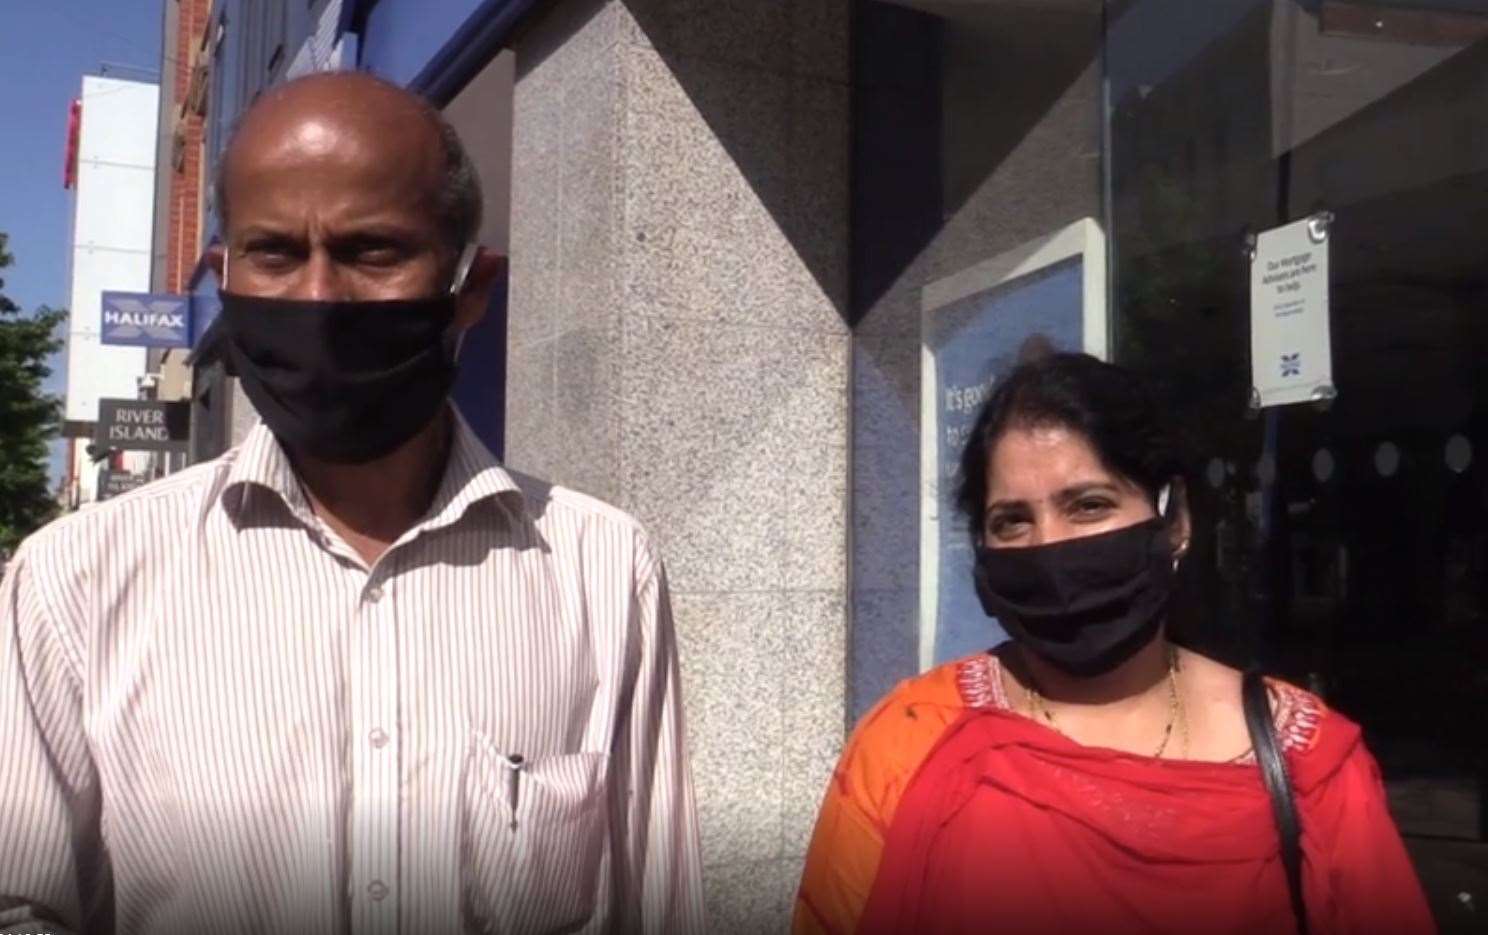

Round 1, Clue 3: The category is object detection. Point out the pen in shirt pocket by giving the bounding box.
[504,754,524,830]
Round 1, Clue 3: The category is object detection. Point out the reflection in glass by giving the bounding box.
[1206,457,1226,489]
[1311,447,1334,484]
[1108,0,1488,921]
[1445,434,1472,474]
[1374,441,1400,478]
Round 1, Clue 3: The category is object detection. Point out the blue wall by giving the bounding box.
[451,281,508,460]
[357,0,487,88]
[355,0,540,102]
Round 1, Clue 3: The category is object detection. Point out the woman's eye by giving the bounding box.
[1074,498,1113,515]
[987,515,1027,538]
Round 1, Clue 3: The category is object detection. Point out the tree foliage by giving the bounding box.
[0,232,66,554]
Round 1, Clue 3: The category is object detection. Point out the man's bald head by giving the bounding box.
[215,72,481,254]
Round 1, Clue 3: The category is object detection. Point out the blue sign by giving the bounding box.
[101,292,191,348]
[928,257,1084,664]
[192,294,222,347]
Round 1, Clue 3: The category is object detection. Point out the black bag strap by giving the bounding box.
[1243,671,1309,935]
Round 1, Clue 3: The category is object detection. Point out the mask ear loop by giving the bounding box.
[221,245,230,292]
[449,243,479,296]
[447,243,480,361]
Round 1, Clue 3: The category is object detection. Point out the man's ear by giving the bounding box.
[454,247,507,331]
[206,242,226,286]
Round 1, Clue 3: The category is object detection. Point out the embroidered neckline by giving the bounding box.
[954,652,1322,761]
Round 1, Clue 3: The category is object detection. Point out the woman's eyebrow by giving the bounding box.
[1051,482,1123,504]
[986,482,1124,513]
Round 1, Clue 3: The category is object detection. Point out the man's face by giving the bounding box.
[221,103,452,301]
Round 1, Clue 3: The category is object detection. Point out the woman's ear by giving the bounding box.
[1165,476,1192,560]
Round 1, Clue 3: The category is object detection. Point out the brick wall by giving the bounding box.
[167,0,211,293]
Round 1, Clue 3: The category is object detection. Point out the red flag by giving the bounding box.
[63,98,81,189]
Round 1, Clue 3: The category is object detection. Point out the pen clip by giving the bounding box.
[504,754,525,831]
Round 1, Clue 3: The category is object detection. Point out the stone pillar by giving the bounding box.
[507,1,851,930]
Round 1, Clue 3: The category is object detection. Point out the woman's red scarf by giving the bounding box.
[858,705,1434,935]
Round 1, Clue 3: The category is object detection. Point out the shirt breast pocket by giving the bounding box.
[460,736,610,934]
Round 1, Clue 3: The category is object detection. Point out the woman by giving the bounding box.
[793,353,1433,935]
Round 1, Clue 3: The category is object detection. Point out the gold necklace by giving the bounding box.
[1021,646,1189,759]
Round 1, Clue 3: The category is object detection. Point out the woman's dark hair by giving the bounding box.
[955,352,1186,542]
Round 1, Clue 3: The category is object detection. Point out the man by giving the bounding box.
[0,73,704,934]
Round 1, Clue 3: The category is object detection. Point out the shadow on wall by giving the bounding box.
[506,0,1107,737]
[513,0,859,324]
[854,0,1103,321]
[849,0,1105,721]
[622,0,852,324]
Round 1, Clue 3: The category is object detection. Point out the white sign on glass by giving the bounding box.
[1249,213,1335,409]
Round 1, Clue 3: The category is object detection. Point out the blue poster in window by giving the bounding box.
[927,256,1084,664]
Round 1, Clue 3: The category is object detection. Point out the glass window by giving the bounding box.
[1108,0,1488,924]
[853,1,1487,921]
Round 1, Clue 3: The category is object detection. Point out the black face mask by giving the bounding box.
[973,518,1175,677]
[216,292,460,464]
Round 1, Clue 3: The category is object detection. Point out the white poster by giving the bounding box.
[919,218,1107,670]
[1250,214,1335,409]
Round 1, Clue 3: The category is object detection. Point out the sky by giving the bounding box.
[0,0,164,487]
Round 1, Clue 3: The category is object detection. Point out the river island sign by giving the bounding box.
[95,399,190,452]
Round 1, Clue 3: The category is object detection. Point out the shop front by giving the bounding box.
[852,1,1487,927]
[179,0,1485,925]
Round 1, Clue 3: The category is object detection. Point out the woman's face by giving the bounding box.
[982,423,1157,549]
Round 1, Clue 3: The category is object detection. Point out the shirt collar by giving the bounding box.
[423,407,526,531]
[221,407,526,532]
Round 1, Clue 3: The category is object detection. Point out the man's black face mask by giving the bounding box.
[209,245,476,464]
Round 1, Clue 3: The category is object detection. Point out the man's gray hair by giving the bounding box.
[432,116,484,252]
[214,72,483,255]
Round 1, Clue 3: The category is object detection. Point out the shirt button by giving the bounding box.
[369,728,389,749]
[368,880,389,902]
[366,586,384,603]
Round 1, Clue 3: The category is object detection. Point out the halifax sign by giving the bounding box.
[101,291,191,348]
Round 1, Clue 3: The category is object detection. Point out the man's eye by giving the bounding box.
[357,248,401,266]
[345,241,411,267]
[250,249,294,268]
[1074,498,1113,515]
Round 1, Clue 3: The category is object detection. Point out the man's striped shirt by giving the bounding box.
[0,411,705,935]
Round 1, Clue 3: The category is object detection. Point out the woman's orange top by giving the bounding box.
[792,652,1434,935]
[792,658,970,935]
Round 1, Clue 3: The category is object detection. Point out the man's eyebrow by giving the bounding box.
[237,226,303,244]
[324,223,429,242]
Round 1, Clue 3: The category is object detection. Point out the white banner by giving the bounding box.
[1250,215,1335,409]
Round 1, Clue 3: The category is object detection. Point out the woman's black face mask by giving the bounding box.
[973,512,1176,678]
[211,245,476,464]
